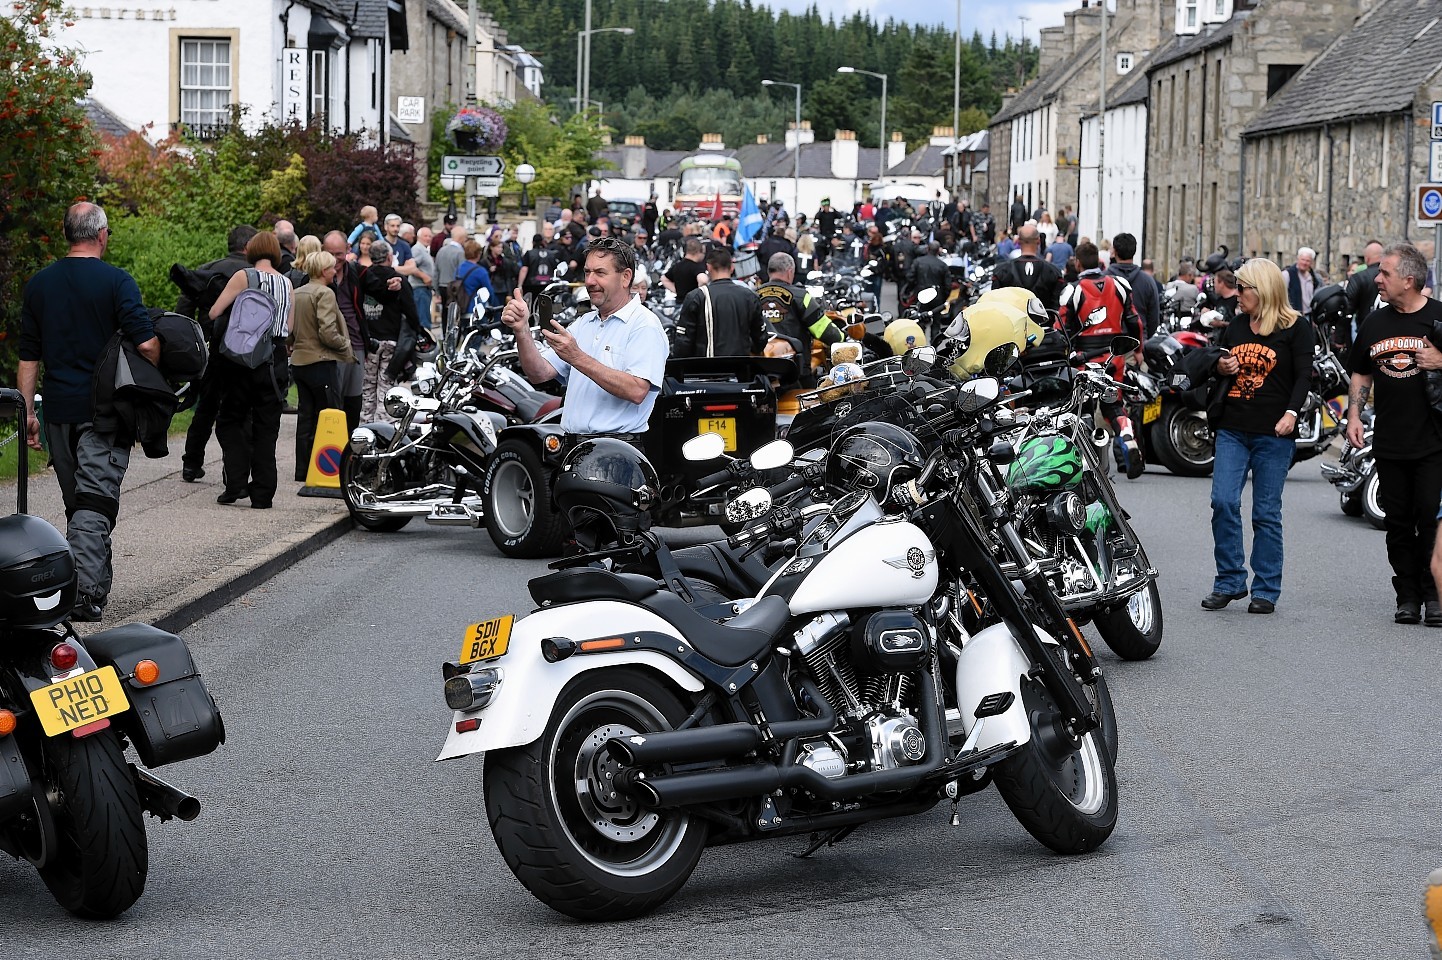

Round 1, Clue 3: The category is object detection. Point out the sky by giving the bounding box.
[758,0,1076,45]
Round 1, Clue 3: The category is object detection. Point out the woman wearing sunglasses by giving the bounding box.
[1201,258,1315,614]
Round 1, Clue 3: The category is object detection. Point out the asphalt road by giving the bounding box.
[1,461,1439,959]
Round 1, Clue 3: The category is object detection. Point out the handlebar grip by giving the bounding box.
[698,467,733,489]
[767,473,808,499]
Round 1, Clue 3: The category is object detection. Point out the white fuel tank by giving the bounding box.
[776,518,940,615]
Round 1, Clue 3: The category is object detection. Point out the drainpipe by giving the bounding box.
[1324,123,1334,276]
[1237,135,1246,256]
[1197,59,1206,260]
[1405,106,1414,242]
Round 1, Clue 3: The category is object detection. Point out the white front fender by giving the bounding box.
[435,601,705,761]
[953,622,1058,750]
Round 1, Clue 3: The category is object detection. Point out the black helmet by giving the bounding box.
[1311,282,1348,327]
[552,439,660,551]
[0,515,78,629]
[1201,245,1231,275]
[826,421,926,500]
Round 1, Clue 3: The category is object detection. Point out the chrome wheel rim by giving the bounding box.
[490,459,535,538]
[1171,410,1215,466]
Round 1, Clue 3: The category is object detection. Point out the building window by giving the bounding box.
[1117,53,1134,75]
[179,38,231,131]
[1266,64,1301,99]
[1181,0,1198,29]
[310,50,330,126]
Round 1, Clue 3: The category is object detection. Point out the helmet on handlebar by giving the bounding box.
[826,421,926,502]
[1310,282,1348,328]
[552,438,660,551]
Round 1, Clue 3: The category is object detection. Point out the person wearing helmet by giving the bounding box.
[552,438,661,552]
[501,236,669,454]
[827,421,927,507]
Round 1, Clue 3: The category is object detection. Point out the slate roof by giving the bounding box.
[82,97,133,138]
[427,0,469,33]
[889,143,948,177]
[302,0,348,21]
[1245,0,1442,136]
[351,0,389,39]
[1146,18,1236,73]
[992,37,1104,125]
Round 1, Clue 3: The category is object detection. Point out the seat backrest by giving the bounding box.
[529,567,660,608]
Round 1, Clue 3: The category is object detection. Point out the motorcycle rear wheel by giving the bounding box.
[483,440,565,558]
[1339,490,1363,517]
[1151,403,1214,477]
[33,730,148,919]
[992,675,1117,855]
[483,669,706,920]
[340,448,414,532]
[1362,470,1386,530]
[1094,578,1164,661]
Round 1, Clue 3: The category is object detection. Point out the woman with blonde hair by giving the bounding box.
[288,250,353,481]
[1201,257,1315,614]
[290,235,323,285]
[1038,211,1058,246]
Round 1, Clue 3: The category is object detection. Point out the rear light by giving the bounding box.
[702,404,738,412]
[0,709,15,736]
[133,659,160,686]
[49,642,78,673]
[541,637,576,663]
[444,667,502,711]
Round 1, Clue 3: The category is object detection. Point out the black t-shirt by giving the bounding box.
[521,248,557,291]
[993,254,1064,310]
[1348,299,1442,459]
[1215,314,1315,437]
[665,259,707,301]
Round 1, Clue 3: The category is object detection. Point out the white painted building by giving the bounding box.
[1079,70,1149,243]
[69,0,405,140]
[1008,102,1060,217]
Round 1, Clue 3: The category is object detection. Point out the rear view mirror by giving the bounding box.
[917,287,940,306]
[725,487,773,524]
[956,377,1001,413]
[476,287,491,304]
[749,439,795,472]
[901,346,938,377]
[683,433,727,462]
[1110,335,1140,355]
[554,262,568,278]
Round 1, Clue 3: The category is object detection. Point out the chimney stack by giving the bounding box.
[887,131,907,172]
[698,132,726,151]
[831,129,858,181]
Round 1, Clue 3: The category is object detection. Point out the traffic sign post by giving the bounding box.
[442,155,505,177]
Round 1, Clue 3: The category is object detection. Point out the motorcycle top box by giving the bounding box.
[0,514,77,630]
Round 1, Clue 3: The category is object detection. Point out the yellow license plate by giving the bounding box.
[459,615,514,665]
[30,666,130,737]
[1143,398,1162,424]
[699,418,737,452]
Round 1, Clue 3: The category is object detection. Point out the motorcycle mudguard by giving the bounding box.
[85,624,225,768]
[357,421,398,448]
[0,732,32,822]
[498,422,567,468]
[954,622,1053,750]
[436,601,705,761]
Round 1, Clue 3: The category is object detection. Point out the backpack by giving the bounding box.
[448,261,477,311]
[1073,274,1124,336]
[219,271,279,369]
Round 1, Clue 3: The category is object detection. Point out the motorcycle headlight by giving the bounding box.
[415,376,437,397]
[1046,491,1088,536]
[384,386,414,419]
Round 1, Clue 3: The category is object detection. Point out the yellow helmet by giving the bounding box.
[949,299,1034,378]
[975,287,1048,353]
[883,318,928,357]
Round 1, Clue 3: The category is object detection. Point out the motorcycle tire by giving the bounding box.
[340,448,413,532]
[992,674,1118,855]
[1093,578,1164,661]
[1151,403,1214,477]
[483,668,708,921]
[483,440,565,558]
[1362,470,1386,530]
[34,730,148,919]
[1340,490,1363,517]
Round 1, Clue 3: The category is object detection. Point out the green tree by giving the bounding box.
[805,74,863,142]
[0,0,101,380]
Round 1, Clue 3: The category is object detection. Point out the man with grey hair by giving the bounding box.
[18,202,160,621]
[403,223,435,329]
[1285,246,1324,318]
[1348,241,1442,625]
[274,219,298,272]
[435,224,467,325]
[755,251,840,386]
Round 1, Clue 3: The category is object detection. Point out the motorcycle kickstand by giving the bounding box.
[795,825,859,859]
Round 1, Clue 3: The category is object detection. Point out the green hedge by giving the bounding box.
[106,214,227,314]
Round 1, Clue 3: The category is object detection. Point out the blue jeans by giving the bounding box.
[412,285,433,329]
[1210,429,1294,603]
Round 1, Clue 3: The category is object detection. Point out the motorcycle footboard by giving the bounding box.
[85,624,225,768]
[0,732,32,822]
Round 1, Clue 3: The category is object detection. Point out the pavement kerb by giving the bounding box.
[130,513,353,634]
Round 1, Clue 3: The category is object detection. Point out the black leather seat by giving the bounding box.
[529,568,660,607]
[639,592,791,667]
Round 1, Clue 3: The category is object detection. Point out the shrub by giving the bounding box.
[105,213,226,312]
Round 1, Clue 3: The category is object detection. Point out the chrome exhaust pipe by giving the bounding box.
[133,767,201,822]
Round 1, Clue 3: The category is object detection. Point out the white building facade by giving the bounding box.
[1079,93,1148,243]
[68,0,400,140]
[1008,102,1059,215]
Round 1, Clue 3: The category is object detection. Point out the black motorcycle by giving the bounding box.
[0,389,224,918]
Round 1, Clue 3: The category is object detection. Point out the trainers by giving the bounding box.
[1114,438,1145,479]
[70,594,103,623]
[1201,590,1248,610]
[1397,601,1422,625]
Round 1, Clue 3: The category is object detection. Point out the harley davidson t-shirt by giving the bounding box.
[1348,299,1442,460]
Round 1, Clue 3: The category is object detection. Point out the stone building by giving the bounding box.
[1241,0,1442,274]
[1141,0,1364,274]
[987,0,1169,222]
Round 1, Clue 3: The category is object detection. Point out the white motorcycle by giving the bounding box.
[436,393,1117,920]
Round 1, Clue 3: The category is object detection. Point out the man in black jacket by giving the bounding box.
[1344,239,1384,349]
[673,246,765,358]
[992,224,1064,310]
[907,242,950,301]
[1107,232,1160,337]
[176,224,256,482]
[1009,192,1028,234]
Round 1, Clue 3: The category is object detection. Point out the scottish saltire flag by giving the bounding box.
[736,184,765,248]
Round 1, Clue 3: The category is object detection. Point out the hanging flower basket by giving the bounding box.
[446,106,507,153]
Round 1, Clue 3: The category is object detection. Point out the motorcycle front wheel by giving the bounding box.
[340,447,414,532]
[1094,577,1164,661]
[33,730,148,919]
[1362,470,1386,530]
[992,674,1118,855]
[483,669,707,921]
[1151,403,1214,477]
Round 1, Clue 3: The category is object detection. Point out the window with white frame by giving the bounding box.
[1117,53,1134,74]
[310,49,330,125]
[179,38,231,129]
[1177,0,1199,32]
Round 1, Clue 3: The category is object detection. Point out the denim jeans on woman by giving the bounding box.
[1210,429,1295,604]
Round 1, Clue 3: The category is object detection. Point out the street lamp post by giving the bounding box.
[516,162,536,214]
[761,79,801,218]
[575,1,633,116]
[837,66,888,188]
